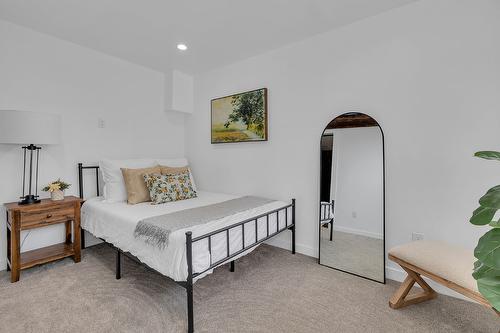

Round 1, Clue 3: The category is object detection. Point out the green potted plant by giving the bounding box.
[42,179,71,201]
[469,151,500,311]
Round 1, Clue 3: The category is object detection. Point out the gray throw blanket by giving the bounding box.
[134,196,274,249]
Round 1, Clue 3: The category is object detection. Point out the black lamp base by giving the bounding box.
[19,194,41,205]
[19,144,42,205]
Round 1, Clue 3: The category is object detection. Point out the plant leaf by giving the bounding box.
[490,220,500,228]
[470,206,497,225]
[473,260,500,279]
[487,185,500,194]
[474,228,500,268]
[475,151,500,161]
[479,187,500,209]
[477,275,500,311]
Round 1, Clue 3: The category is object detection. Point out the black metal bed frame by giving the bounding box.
[319,200,334,241]
[77,163,296,333]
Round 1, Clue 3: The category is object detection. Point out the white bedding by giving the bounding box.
[81,191,290,282]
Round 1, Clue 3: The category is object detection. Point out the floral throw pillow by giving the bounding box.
[143,171,197,204]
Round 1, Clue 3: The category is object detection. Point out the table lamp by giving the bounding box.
[0,110,61,204]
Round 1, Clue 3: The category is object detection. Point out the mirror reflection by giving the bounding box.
[319,112,385,283]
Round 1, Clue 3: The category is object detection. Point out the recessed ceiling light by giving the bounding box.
[177,44,188,51]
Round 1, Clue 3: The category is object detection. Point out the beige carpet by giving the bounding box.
[320,228,384,281]
[0,244,498,333]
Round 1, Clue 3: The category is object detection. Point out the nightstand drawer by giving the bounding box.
[21,204,75,229]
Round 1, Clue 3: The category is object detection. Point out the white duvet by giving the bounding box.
[81,191,290,282]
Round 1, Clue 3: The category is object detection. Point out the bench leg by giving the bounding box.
[389,267,437,309]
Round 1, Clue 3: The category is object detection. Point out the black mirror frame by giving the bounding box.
[318,112,386,284]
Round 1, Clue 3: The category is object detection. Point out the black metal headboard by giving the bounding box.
[77,163,100,199]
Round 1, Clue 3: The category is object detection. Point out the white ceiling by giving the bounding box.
[0,0,418,74]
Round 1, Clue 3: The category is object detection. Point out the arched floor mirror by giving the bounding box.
[319,112,385,283]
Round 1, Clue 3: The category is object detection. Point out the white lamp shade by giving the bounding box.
[0,110,61,145]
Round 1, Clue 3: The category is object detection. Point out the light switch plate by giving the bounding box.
[98,118,105,128]
[412,232,424,241]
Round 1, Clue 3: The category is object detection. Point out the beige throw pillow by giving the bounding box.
[121,166,161,204]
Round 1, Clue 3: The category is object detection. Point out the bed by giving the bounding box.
[78,163,296,333]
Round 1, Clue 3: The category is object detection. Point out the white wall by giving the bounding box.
[331,127,383,239]
[0,20,185,269]
[170,70,194,113]
[186,0,500,278]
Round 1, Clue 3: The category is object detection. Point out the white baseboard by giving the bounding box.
[265,237,317,257]
[332,225,383,240]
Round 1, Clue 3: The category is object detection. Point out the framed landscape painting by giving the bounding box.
[211,88,268,143]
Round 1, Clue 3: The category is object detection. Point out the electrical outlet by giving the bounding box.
[98,117,105,128]
[412,232,424,241]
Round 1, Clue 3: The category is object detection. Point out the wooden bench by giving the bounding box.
[388,240,498,316]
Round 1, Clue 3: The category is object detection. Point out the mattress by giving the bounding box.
[81,191,290,282]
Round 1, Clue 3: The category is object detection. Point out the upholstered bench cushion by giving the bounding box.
[389,240,478,293]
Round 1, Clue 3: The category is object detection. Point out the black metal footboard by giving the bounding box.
[77,163,296,333]
[185,199,295,332]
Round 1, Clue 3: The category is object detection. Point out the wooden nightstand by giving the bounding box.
[4,196,83,282]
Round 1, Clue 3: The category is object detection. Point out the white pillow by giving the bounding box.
[99,159,157,202]
[156,158,189,167]
[156,158,197,191]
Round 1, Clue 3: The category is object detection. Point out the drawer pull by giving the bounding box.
[46,214,53,218]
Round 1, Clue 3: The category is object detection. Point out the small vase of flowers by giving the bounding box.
[42,179,71,201]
